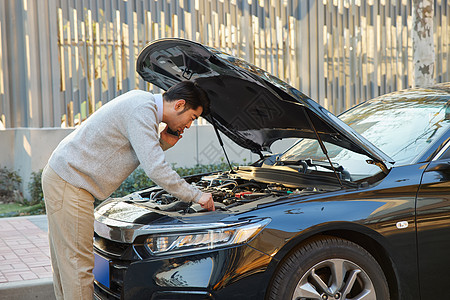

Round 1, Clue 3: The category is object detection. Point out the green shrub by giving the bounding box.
[109,162,237,199]
[0,202,45,218]
[24,163,241,208]
[109,168,154,199]
[0,166,24,204]
[0,166,45,217]
[28,169,44,206]
[173,162,232,177]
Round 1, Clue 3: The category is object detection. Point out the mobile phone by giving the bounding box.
[167,127,179,137]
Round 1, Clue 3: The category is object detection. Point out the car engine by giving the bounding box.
[124,170,321,213]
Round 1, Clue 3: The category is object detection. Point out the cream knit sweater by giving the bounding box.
[48,90,202,202]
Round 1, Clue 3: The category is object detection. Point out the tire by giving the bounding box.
[268,236,389,300]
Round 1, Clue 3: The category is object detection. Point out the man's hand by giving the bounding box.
[197,193,215,211]
[160,125,182,147]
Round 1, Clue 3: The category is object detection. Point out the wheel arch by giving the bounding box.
[264,224,400,300]
[322,229,399,300]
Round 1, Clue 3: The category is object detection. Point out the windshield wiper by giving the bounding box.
[275,158,352,181]
[305,159,352,180]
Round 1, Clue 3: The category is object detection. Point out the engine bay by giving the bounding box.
[123,168,324,213]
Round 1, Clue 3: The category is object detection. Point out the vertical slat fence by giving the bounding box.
[0,0,449,128]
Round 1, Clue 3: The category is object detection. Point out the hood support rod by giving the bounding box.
[303,110,344,188]
[211,117,235,172]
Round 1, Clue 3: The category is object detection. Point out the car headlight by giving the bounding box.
[144,218,270,255]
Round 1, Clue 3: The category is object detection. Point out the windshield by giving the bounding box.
[280,90,450,179]
[281,139,379,180]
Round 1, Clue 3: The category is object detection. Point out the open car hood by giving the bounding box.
[136,38,393,167]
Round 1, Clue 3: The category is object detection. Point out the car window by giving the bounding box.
[281,91,450,179]
[339,92,450,165]
[441,151,450,160]
[437,143,450,160]
[281,138,380,180]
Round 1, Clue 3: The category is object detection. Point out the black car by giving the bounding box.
[93,38,450,300]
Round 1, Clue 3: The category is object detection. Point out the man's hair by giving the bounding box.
[163,81,210,116]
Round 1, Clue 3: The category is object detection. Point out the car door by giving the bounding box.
[416,142,450,298]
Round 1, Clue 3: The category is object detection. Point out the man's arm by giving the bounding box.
[159,124,180,150]
[159,124,214,210]
[198,193,215,211]
[126,102,206,204]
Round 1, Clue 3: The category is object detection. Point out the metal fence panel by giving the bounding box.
[0,0,449,128]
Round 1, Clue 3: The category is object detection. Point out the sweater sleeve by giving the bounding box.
[125,103,202,203]
[159,137,173,151]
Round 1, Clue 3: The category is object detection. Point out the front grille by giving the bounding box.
[110,262,127,295]
[94,233,133,297]
[94,233,130,257]
[151,291,213,300]
[94,281,120,300]
[93,258,129,297]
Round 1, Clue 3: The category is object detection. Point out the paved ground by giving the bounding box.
[0,215,55,299]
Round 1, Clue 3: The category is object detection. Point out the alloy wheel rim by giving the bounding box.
[292,258,376,300]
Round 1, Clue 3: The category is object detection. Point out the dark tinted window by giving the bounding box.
[339,91,450,165]
[282,91,450,179]
[438,144,450,160]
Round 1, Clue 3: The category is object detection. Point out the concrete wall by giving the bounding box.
[0,126,296,200]
[1,128,75,200]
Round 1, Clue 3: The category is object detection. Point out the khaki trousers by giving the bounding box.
[41,164,95,300]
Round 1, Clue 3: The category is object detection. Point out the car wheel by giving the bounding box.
[268,236,389,300]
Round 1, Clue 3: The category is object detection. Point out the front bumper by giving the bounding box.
[93,241,273,300]
[95,283,213,300]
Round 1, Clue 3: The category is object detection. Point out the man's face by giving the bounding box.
[169,101,203,135]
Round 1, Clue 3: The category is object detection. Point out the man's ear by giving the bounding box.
[174,99,186,111]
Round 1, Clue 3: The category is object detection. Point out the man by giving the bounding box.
[41,81,215,300]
